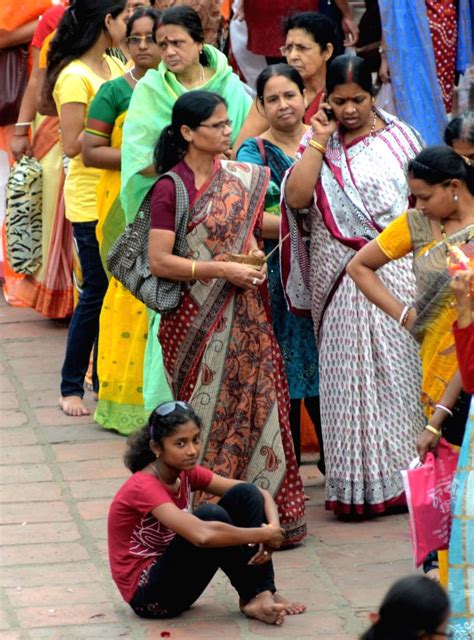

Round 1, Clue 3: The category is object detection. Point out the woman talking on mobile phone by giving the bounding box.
[283,54,426,519]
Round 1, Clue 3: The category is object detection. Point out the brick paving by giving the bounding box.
[0,292,417,639]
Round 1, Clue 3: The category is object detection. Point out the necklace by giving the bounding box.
[129,67,139,84]
[199,64,205,85]
[363,108,378,145]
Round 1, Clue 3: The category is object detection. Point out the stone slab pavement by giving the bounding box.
[0,292,418,640]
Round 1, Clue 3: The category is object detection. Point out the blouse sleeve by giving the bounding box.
[150,176,177,232]
[376,211,413,260]
[85,82,118,140]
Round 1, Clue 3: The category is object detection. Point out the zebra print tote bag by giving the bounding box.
[5,156,43,275]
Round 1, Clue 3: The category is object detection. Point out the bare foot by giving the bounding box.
[240,591,286,625]
[59,396,91,416]
[273,592,306,615]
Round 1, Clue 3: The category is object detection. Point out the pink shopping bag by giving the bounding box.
[401,439,459,567]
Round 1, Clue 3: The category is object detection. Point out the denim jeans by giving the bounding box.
[129,483,276,619]
[60,221,108,398]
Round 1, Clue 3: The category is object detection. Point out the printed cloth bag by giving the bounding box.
[401,439,459,567]
[5,156,43,275]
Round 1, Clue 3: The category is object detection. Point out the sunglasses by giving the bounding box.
[154,401,193,416]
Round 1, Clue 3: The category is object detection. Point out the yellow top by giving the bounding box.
[376,211,413,260]
[53,56,125,222]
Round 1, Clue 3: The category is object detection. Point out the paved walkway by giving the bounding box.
[0,292,416,639]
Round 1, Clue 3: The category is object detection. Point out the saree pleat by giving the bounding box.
[158,161,306,543]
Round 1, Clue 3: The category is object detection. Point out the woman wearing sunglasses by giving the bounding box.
[108,401,306,623]
[147,90,306,546]
[82,8,168,436]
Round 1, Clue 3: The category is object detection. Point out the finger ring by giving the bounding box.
[252,277,258,285]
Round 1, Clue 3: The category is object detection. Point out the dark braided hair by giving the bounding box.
[44,0,126,104]
[124,402,202,473]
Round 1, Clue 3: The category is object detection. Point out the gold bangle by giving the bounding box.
[425,424,441,438]
[191,259,197,280]
[307,139,326,155]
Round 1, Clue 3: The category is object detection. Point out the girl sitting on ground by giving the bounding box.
[108,401,306,624]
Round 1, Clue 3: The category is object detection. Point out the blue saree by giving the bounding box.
[378,0,447,145]
[448,401,474,639]
[236,138,319,400]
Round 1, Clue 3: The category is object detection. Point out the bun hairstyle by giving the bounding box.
[159,5,208,66]
[45,0,126,102]
[444,109,474,147]
[360,575,450,640]
[256,63,305,104]
[126,6,162,39]
[326,54,374,97]
[283,11,336,55]
[153,90,227,175]
[409,144,474,194]
[124,402,202,473]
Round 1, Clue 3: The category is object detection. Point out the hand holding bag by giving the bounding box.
[106,171,190,313]
[401,439,459,567]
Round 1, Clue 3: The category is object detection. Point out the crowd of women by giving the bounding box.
[1,0,473,634]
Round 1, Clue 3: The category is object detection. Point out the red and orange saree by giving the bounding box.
[158,160,306,544]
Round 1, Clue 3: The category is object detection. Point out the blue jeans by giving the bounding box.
[60,222,108,398]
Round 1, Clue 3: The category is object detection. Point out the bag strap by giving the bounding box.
[255,137,267,165]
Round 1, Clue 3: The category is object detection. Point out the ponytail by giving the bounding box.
[153,125,185,175]
[44,0,126,104]
[153,90,227,175]
[123,426,155,473]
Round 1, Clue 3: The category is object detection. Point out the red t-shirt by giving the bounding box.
[453,321,474,393]
[108,465,213,602]
[31,4,65,49]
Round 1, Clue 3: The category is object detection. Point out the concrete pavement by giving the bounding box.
[0,292,416,639]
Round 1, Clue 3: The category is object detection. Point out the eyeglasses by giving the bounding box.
[126,34,156,46]
[197,119,232,131]
[279,43,315,56]
[154,401,193,416]
[157,38,191,51]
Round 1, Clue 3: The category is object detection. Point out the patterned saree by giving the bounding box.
[158,160,306,543]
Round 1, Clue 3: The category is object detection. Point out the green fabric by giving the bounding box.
[120,44,252,222]
[88,75,133,127]
[143,309,173,414]
[94,399,148,436]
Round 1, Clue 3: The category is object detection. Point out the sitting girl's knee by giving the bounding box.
[194,503,231,523]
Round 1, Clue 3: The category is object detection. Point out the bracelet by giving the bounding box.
[14,122,32,127]
[307,139,326,155]
[191,259,197,280]
[398,305,411,327]
[435,403,453,418]
[425,424,442,438]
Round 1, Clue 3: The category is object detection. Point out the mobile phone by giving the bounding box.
[323,106,335,121]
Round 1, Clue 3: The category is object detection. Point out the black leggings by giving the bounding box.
[289,396,323,470]
[129,483,276,619]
